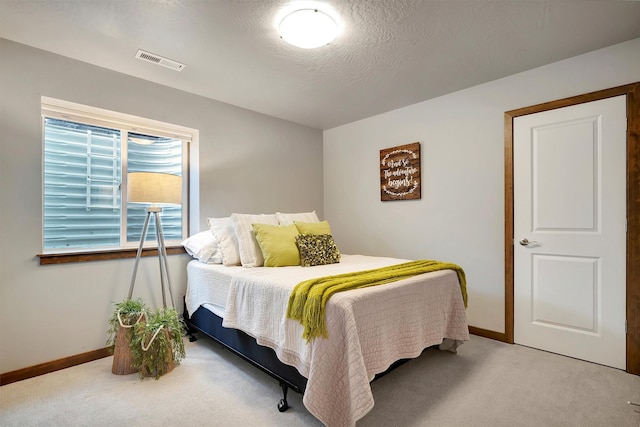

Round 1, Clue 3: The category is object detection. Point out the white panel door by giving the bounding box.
[513,95,626,369]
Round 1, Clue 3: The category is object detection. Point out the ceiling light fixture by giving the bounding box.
[279,8,338,49]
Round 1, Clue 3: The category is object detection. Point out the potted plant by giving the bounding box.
[107,298,149,375]
[130,307,186,379]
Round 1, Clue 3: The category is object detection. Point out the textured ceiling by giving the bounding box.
[1,0,639,130]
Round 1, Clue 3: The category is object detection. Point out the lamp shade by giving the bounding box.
[127,172,182,205]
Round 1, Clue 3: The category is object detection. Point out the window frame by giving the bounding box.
[38,97,199,264]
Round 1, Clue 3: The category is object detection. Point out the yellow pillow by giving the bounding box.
[252,223,300,267]
[294,220,331,235]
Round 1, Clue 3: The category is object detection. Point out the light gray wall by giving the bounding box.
[0,39,323,373]
[323,38,640,333]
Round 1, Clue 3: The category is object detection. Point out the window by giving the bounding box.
[41,97,198,256]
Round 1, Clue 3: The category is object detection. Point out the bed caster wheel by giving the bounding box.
[278,399,289,412]
[188,334,197,342]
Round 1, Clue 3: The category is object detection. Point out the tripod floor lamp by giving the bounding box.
[126,172,182,308]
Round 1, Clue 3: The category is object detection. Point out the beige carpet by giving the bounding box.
[1,335,638,426]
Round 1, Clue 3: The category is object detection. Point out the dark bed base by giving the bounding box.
[183,301,416,413]
[183,302,307,412]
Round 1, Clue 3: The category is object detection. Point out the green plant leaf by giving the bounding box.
[106,298,149,349]
[129,307,186,380]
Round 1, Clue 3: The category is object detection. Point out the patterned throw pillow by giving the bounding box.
[295,234,341,267]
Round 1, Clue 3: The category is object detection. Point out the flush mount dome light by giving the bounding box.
[279,8,338,49]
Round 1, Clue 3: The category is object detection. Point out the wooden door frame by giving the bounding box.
[504,82,640,375]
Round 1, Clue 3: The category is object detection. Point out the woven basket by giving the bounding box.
[112,325,138,375]
[111,310,146,375]
[140,329,175,378]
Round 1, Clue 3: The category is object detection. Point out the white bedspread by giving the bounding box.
[185,262,241,316]
[213,255,469,427]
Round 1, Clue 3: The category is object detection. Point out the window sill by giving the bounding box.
[37,246,187,265]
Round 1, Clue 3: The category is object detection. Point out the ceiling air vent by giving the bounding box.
[135,49,185,71]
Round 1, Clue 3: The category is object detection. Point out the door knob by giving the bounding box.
[519,238,538,247]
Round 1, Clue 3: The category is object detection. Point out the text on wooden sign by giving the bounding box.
[380,142,421,201]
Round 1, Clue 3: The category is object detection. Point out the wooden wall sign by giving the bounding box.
[380,142,421,201]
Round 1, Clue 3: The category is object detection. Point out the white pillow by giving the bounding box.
[276,211,320,225]
[230,213,279,267]
[206,217,241,266]
[181,230,222,264]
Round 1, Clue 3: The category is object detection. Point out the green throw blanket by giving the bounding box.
[286,260,467,342]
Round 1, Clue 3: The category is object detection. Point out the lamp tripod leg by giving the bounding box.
[155,213,175,308]
[128,211,152,300]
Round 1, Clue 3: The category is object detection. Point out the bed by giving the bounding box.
[183,253,469,427]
